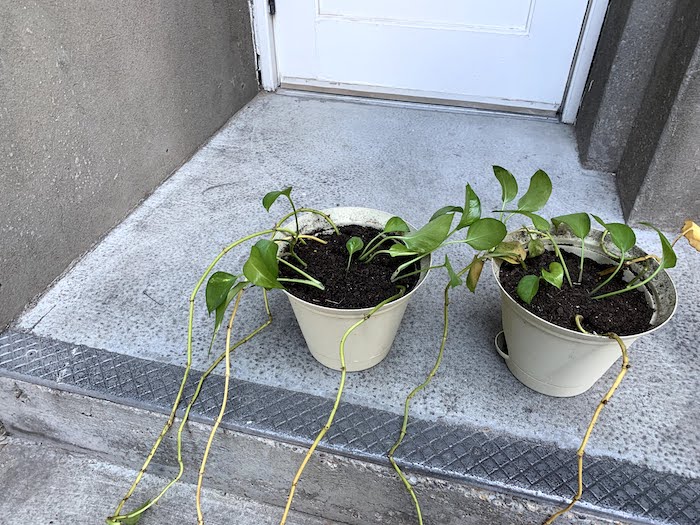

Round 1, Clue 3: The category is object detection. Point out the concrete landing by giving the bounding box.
[10,93,700,523]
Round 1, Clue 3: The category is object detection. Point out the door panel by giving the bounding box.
[274,1,589,114]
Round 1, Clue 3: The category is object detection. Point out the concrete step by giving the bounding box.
[2,330,698,525]
[0,436,335,525]
[6,93,699,525]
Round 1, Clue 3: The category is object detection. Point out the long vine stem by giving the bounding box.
[542,316,629,525]
[108,231,274,523]
[278,287,407,525]
[387,282,452,524]
[196,289,243,523]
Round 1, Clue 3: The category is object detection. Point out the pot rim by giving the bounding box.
[278,206,432,313]
[491,228,678,340]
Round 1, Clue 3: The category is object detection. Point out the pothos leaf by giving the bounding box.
[640,222,677,269]
[429,206,462,222]
[456,184,481,229]
[465,218,507,251]
[398,213,453,254]
[682,219,700,251]
[242,239,285,289]
[387,243,414,257]
[541,262,564,289]
[528,238,546,258]
[466,256,485,293]
[501,210,550,231]
[205,272,239,314]
[493,165,518,205]
[209,281,247,354]
[346,236,364,256]
[384,216,410,233]
[517,169,552,212]
[552,213,591,240]
[444,255,462,288]
[593,215,636,255]
[262,187,292,212]
[490,241,527,265]
[516,275,540,305]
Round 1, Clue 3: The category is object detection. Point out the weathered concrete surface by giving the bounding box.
[0,377,619,525]
[574,0,677,172]
[17,93,700,479]
[0,0,258,329]
[0,438,334,525]
[617,1,700,227]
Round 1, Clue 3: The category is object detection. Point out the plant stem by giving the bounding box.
[359,235,400,262]
[578,243,585,284]
[589,255,625,296]
[274,208,339,236]
[542,323,629,525]
[599,230,623,261]
[591,261,665,300]
[277,258,324,289]
[278,287,407,525]
[394,264,446,281]
[196,289,243,524]
[392,254,426,282]
[109,230,275,521]
[388,282,452,525]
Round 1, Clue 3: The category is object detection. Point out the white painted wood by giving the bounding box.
[561,0,610,123]
[273,0,591,114]
[250,0,279,91]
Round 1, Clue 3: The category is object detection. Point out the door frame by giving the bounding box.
[250,0,609,123]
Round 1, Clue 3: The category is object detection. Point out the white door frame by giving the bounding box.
[250,0,609,123]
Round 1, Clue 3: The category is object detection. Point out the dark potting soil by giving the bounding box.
[279,225,421,309]
[498,251,654,336]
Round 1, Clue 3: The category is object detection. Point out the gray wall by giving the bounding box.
[0,1,259,328]
[575,0,700,228]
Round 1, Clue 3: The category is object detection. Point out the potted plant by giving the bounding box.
[485,165,699,524]
[106,187,456,525]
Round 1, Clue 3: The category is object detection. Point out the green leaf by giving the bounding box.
[387,243,415,257]
[346,236,364,257]
[398,213,454,254]
[465,218,507,251]
[516,275,540,305]
[541,262,564,289]
[209,281,247,354]
[500,210,550,231]
[205,272,238,314]
[517,169,552,212]
[528,238,546,258]
[593,215,636,255]
[640,222,677,269]
[243,239,285,290]
[466,256,485,293]
[493,165,518,205]
[456,184,481,229]
[384,216,410,233]
[429,206,463,222]
[552,213,591,240]
[444,255,463,288]
[262,187,292,212]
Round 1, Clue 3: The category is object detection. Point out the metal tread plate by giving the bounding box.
[0,329,697,524]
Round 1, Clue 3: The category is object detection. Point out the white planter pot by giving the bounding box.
[492,229,677,397]
[280,207,431,372]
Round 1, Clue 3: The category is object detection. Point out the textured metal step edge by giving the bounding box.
[0,329,697,525]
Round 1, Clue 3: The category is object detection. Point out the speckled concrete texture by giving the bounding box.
[17,93,700,479]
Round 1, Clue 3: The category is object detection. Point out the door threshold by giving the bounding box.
[276,87,560,123]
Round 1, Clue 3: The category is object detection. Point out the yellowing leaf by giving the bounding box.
[467,257,485,293]
[682,220,700,251]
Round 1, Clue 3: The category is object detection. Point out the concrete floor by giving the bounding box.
[18,93,700,478]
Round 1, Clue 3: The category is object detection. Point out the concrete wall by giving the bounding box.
[0,0,259,328]
[617,0,700,226]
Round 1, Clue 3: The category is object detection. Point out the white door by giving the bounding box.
[272,1,590,116]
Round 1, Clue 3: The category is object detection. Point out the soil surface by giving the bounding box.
[498,251,654,336]
[279,225,421,309]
